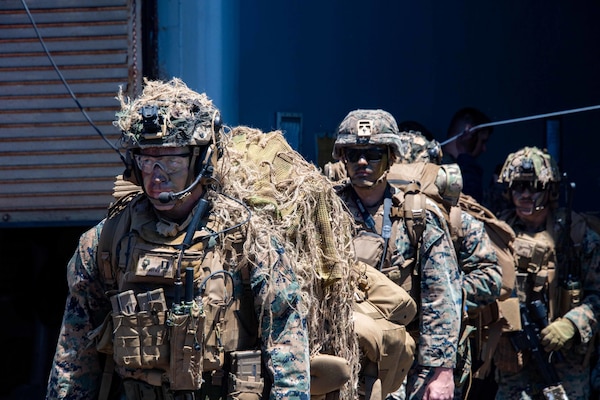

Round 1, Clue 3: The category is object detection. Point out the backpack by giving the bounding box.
[387,161,517,386]
[103,127,418,399]
[388,162,516,300]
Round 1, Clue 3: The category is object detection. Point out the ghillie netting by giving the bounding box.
[110,125,361,398]
[216,126,360,398]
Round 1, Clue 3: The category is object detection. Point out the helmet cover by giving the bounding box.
[332,109,402,160]
[498,146,561,188]
[396,130,443,165]
[115,78,221,150]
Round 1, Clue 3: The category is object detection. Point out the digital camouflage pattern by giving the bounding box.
[495,208,600,400]
[497,146,561,188]
[396,130,443,165]
[336,184,462,384]
[393,130,501,310]
[46,193,311,400]
[46,223,108,400]
[332,109,404,160]
[457,212,502,310]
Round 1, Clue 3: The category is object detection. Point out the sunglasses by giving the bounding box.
[511,181,544,193]
[134,153,191,174]
[344,148,387,163]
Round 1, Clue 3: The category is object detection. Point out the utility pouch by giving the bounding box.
[353,232,385,268]
[112,309,170,370]
[94,313,114,355]
[354,262,417,326]
[513,237,549,274]
[228,350,264,400]
[167,301,205,391]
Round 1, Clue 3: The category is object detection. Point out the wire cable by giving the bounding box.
[20,0,126,163]
[440,104,600,146]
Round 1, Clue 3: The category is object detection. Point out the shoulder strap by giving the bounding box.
[399,181,427,248]
[98,192,140,290]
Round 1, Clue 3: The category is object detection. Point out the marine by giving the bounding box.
[493,146,600,400]
[330,109,463,400]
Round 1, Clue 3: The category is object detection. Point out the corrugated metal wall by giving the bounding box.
[0,0,140,226]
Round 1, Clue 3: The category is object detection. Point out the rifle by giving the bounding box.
[557,173,582,316]
[510,300,569,399]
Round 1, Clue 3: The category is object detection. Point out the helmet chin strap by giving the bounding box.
[515,190,548,215]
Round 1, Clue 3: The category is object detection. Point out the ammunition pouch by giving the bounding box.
[513,236,552,274]
[353,232,386,270]
[559,283,582,317]
[112,310,170,371]
[228,350,264,400]
[167,303,205,391]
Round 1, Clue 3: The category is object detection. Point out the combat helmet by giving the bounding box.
[332,109,402,162]
[396,130,443,165]
[498,146,561,207]
[114,78,223,186]
[498,146,560,188]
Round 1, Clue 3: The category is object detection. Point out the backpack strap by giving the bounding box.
[98,191,140,291]
[400,181,427,249]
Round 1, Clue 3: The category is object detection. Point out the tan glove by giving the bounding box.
[540,318,576,352]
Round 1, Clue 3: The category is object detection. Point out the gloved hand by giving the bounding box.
[540,317,576,352]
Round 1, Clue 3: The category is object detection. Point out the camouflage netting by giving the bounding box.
[216,126,360,398]
[114,78,220,149]
[111,125,362,397]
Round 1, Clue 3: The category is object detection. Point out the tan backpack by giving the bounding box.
[388,162,516,300]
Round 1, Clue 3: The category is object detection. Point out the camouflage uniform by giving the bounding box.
[391,130,502,399]
[46,196,310,400]
[331,111,463,400]
[396,130,502,310]
[493,147,600,400]
[46,78,310,400]
[494,209,600,400]
[337,185,463,399]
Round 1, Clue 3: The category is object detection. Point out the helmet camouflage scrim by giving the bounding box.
[332,109,402,160]
[396,130,443,165]
[115,78,222,150]
[498,146,561,188]
[114,78,222,185]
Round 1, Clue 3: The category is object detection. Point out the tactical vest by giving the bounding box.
[97,192,261,396]
[347,185,426,299]
[493,210,582,374]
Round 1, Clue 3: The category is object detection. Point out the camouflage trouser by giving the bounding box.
[385,367,436,400]
[121,376,228,400]
[384,376,406,400]
[494,355,589,400]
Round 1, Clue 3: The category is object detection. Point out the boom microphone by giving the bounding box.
[158,147,213,203]
[158,171,204,203]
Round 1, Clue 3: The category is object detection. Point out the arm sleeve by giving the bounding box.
[250,238,310,400]
[46,222,110,400]
[564,225,600,343]
[458,213,502,310]
[417,209,463,369]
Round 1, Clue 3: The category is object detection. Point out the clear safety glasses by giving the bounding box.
[134,153,191,174]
